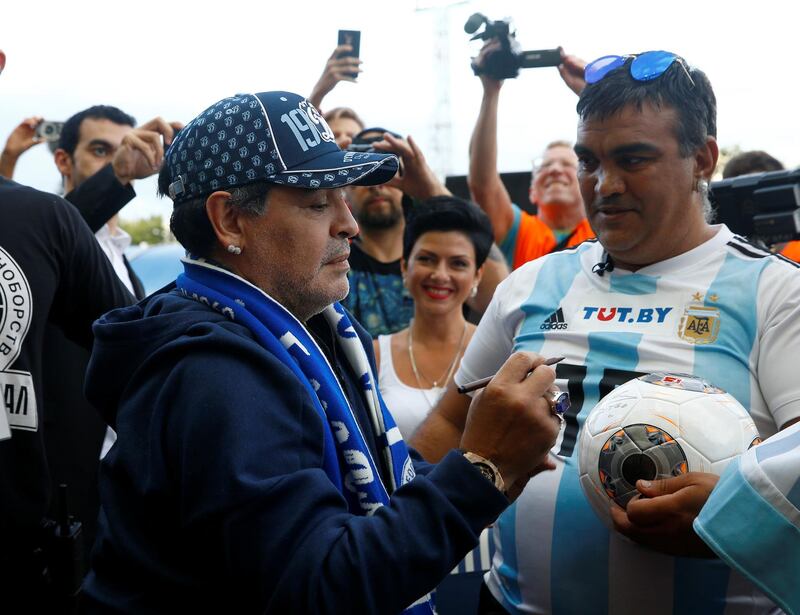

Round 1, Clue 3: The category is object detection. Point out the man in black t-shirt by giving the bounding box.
[2,104,181,569]
[0,48,134,610]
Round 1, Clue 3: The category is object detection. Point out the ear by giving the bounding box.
[205,191,246,254]
[0,51,6,74]
[53,148,72,182]
[695,135,719,180]
[529,172,541,206]
[474,264,485,287]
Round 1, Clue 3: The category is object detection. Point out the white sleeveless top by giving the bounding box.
[378,335,496,576]
[377,334,446,440]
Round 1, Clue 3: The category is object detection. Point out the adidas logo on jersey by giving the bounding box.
[540,308,568,330]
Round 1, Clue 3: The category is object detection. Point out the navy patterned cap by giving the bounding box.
[165,91,399,204]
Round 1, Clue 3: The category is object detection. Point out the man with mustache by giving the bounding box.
[342,129,417,336]
[78,90,563,614]
[468,41,594,270]
[414,51,800,614]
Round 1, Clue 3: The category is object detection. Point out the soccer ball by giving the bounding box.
[578,372,761,528]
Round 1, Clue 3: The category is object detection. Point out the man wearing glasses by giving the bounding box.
[468,40,594,270]
[414,51,800,614]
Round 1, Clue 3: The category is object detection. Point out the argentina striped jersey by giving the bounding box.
[455,225,800,615]
[695,421,800,615]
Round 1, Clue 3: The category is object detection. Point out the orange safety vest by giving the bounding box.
[512,214,595,270]
[780,240,800,263]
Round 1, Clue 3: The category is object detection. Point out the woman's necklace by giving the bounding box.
[407,319,468,401]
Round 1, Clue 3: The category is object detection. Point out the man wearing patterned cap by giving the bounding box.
[79,90,564,614]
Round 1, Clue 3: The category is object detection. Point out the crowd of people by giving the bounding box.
[0,33,798,615]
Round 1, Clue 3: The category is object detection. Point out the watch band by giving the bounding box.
[462,451,505,493]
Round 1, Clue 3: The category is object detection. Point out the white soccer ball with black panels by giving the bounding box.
[578,372,761,528]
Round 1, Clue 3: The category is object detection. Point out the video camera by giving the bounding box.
[710,168,800,246]
[464,13,562,81]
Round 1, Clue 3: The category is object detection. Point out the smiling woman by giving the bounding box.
[371,196,495,614]
[373,197,493,433]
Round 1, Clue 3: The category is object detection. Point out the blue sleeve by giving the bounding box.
[694,426,800,615]
[410,447,437,476]
[165,336,507,614]
[498,203,522,267]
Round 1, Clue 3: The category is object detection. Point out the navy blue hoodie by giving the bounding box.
[81,288,506,614]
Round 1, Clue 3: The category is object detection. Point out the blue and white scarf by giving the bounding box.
[176,258,433,614]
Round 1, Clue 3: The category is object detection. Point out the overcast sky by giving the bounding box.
[2,0,798,221]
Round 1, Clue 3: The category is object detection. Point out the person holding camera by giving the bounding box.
[341,128,509,337]
[468,39,594,270]
[340,128,448,336]
[413,50,800,614]
[0,116,47,179]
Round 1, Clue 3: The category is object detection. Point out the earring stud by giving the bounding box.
[227,244,242,255]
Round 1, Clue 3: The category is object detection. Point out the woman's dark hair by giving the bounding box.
[576,57,716,157]
[158,164,270,257]
[402,196,494,267]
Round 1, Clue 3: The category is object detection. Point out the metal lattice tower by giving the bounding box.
[415,1,469,179]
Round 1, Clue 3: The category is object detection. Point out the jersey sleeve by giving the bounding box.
[694,422,800,614]
[455,273,521,389]
[755,260,800,428]
[48,198,134,349]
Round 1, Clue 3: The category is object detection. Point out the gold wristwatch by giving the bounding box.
[462,451,505,493]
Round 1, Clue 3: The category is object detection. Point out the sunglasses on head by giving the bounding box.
[584,50,695,87]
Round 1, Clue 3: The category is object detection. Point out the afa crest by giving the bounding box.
[678,304,720,344]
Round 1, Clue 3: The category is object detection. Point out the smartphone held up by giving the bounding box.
[336,30,361,80]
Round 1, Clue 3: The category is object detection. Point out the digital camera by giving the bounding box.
[35,120,63,143]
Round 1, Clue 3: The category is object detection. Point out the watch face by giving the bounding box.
[462,451,504,492]
[475,462,497,487]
